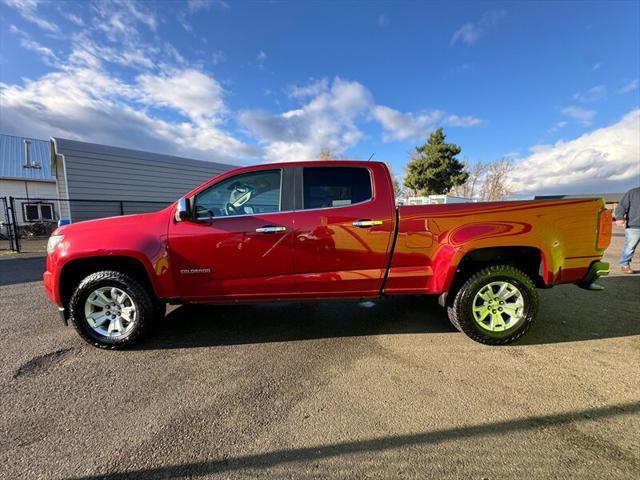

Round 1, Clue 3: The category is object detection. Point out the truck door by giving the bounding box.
[168,168,295,300]
[293,164,395,296]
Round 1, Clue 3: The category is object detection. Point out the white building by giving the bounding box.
[405,194,472,206]
[0,134,58,226]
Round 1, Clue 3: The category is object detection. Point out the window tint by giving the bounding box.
[195,170,281,219]
[303,167,372,210]
[24,205,39,221]
[40,204,53,220]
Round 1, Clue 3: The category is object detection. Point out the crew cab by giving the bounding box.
[44,161,612,348]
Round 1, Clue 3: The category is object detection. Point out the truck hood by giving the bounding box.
[53,208,172,237]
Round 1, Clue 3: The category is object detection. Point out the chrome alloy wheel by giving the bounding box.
[84,287,137,338]
[472,281,525,332]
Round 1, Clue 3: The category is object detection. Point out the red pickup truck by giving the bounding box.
[44,161,611,349]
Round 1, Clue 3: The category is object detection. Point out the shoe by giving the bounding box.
[621,266,636,274]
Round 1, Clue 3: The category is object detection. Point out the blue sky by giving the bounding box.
[1,0,639,194]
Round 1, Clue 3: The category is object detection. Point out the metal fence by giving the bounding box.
[0,196,170,252]
[1,196,21,252]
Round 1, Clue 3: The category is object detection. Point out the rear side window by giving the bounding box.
[303,167,372,210]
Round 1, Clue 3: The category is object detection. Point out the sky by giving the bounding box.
[0,0,639,196]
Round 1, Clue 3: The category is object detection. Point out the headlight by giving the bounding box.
[47,235,64,255]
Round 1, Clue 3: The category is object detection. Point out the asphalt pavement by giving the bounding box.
[0,230,638,479]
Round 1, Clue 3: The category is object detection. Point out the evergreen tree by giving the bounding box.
[404,128,468,195]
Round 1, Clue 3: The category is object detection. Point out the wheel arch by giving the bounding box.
[444,246,546,307]
[59,256,158,309]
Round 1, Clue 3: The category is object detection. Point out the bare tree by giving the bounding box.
[448,158,514,201]
[449,158,487,199]
[480,158,514,201]
[317,147,337,160]
[386,163,406,199]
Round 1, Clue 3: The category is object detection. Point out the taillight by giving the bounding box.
[596,209,612,250]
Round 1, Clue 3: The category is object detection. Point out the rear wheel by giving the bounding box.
[447,265,539,345]
[68,270,158,349]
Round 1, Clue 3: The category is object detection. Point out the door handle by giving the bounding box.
[352,219,383,228]
[255,226,287,233]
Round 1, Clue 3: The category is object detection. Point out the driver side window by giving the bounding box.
[194,169,282,219]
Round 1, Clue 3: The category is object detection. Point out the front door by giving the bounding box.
[168,168,295,300]
[293,165,395,296]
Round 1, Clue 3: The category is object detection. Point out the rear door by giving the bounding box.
[293,164,396,296]
[168,168,295,300]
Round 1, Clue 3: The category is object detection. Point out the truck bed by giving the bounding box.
[384,198,610,295]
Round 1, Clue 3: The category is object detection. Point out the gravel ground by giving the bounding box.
[0,226,638,479]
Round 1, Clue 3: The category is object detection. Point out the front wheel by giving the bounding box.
[447,265,539,345]
[68,270,158,349]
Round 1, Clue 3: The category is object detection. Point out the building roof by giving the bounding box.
[0,134,55,182]
[534,193,624,203]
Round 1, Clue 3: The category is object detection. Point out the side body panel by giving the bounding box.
[44,208,176,307]
[384,198,608,295]
[292,163,396,297]
[167,212,295,300]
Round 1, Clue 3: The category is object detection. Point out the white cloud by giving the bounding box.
[211,50,226,65]
[289,78,329,98]
[451,23,479,46]
[592,62,602,71]
[509,109,640,194]
[8,23,58,64]
[561,105,596,125]
[373,106,443,141]
[618,79,639,94]
[2,0,59,32]
[0,4,483,167]
[92,0,156,42]
[372,106,481,141]
[136,69,226,122]
[67,33,155,69]
[445,114,483,127]
[164,43,186,65]
[19,37,57,63]
[451,10,506,46]
[240,78,372,162]
[241,77,482,159]
[548,120,568,134]
[572,85,606,103]
[188,0,228,12]
[180,0,228,31]
[0,66,256,162]
[63,13,84,26]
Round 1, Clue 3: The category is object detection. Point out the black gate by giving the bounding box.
[1,196,170,253]
[0,196,20,252]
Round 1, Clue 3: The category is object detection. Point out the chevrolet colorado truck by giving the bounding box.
[44,161,612,349]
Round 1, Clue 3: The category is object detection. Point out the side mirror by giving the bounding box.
[176,197,191,221]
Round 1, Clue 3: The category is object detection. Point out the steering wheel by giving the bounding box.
[225,203,238,216]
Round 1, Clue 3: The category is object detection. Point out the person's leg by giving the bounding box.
[619,228,640,267]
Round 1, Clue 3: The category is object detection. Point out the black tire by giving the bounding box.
[447,265,539,345]
[68,270,158,349]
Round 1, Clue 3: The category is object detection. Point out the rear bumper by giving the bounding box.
[577,261,609,290]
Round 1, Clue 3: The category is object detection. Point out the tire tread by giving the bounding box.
[68,270,156,350]
[447,265,539,345]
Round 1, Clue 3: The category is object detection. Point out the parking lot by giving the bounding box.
[0,228,638,479]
